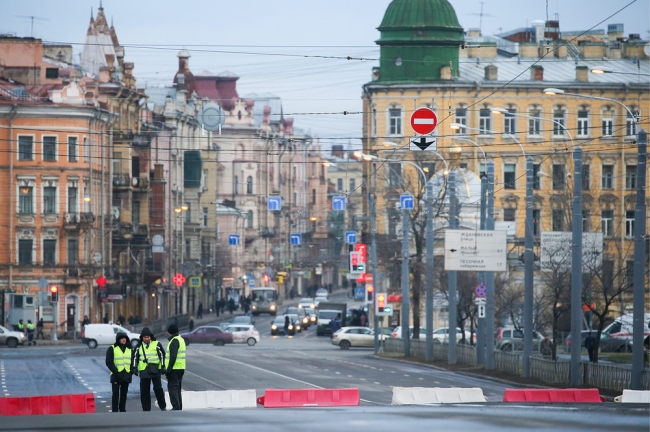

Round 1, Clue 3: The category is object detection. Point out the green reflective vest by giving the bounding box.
[17,323,24,331]
[138,341,162,372]
[167,335,186,370]
[26,323,35,331]
[111,345,132,375]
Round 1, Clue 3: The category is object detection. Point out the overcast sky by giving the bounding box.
[2,0,648,149]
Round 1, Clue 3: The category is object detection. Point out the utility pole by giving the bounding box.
[425,181,434,361]
[485,161,496,370]
[448,170,457,364]
[631,129,647,390]
[523,156,534,377]
[570,147,583,386]
[476,173,487,365]
[370,194,380,353]
[401,200,411,356]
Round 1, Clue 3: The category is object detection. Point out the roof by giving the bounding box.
[379,0,462,30]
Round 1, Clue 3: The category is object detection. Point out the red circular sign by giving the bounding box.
[410,108,438,135]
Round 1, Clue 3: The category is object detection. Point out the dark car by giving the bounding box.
[285,307,310,329]
[565,331,631,353]
[181,326,233,346]
[271,315,296,336]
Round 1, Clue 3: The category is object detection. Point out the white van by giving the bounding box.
[602,313,650,345]
[82,324,140,349]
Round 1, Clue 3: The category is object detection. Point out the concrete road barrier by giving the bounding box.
[160,390,257,410]
[391,387,487,405]
[614,390,650,403]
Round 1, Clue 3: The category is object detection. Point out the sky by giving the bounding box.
[2,0,648,150]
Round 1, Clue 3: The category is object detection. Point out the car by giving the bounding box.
[285,307,310,329]
[316,288,328,297]
[313,296,328,307]
[565,331,632,353]
[298,298,316,309]
[0,325,26,348]
[431,327,475,344]
[271,315,296,336]
[390,326,428,339]
[495,327,545,351]
[181,326,233,346]
[82,324,140,349]
[286,314,302,332]
[232,315,255,326]
[225,324,260,346]
[316,309,342,336]
[331,326,387,350]
[304,307,318,325]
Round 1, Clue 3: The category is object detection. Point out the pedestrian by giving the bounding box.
[283,315,291,337]
[189,316,195,332]
[82,315,91,327]
[118,315,126,327]
[290,288,295,300]
[541,335,552,357]
[329,316,337,338]
[133,327,167,412]
[36,318,44,340]
[197,302,203,320]
[360,313,367,327]
[585,332,597,363]
[228,298,235,315]
[165,324,186,411]
[17,319,24,333]
[103,314,109,324]
[26,320,36,345]
[128,315,134,326]
[215,300,220,317]
[105,332,133,413]
[220,299,225,315]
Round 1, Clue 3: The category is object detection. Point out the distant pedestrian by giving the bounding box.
[128,315,135,326]
[82,315,91,327]
[133,327,166,411]
[197,303,203,320]
[26,320,36,346]
[165,324,186,411]
[105,332,134,413]
[36,318,44,340]
[328,283,332,294]
[118,315,126,327]
[290,288,296,300]
[189,316,195,332]
[284,315,291,337]
[541,335,552,357]
[215,300,220,317]
[228,298,235,315]
[585,332,597,363]
[103,314,109,324]
[360,313,367,327]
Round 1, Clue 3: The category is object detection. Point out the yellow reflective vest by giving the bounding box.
[167,335,186,370]
[111,345,132,375]
[138,341,162,372]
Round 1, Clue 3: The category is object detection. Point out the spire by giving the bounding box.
[111,16,113,28]
[91,7,93,19]
[99,0,103,10]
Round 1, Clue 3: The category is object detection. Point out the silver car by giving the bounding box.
[0,325,26,348]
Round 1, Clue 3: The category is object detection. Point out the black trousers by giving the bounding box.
[167,370,184,410]
[111,382,129,412]
[140,375,166,411]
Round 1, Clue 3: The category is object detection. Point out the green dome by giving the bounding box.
[379,0,462,31]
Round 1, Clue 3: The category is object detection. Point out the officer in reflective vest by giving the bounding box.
[134,327,167,411]
[17,320,24,332]
[105,332,133,413]
[26,320,36,346]
[165,324,186,410]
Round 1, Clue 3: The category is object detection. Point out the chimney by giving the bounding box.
[331,145,344,158]
[531,65,544,81]
[440,65,452,80]
[576,65,589,82]
[484,65,498,81]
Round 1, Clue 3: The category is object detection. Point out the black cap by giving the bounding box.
[140,327,154,338]
[167,324,179,335]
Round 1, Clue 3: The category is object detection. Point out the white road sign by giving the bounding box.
[540,231,603,272]
[444,230,507,272]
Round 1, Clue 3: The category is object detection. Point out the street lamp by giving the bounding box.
[542,88,639,124]
[588,66,650,76]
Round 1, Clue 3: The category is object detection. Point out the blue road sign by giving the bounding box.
[332,195,347,211]
[228,234,240,246]
[268,196,282,211]
[345,231,357,244]
[354,287,364,300]
[290,233,302,245]
[400,194,415,210]
[475,283,487,298]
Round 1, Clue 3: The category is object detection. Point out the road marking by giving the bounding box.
[335,372,341,375]
[404,374,410,377]
[347,375,353,378]
[183,370,227,390]
[374,382,380,385]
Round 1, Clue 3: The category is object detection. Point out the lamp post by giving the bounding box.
[589,67,650,77]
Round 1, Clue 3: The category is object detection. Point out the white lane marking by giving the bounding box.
[404,374,410,377]
[183,370,227,390]
[374,382,380,385]
[347,375,353,378]
[335,372,341,375]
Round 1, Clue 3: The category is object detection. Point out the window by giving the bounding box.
[503,164,515,189]
[19,187,34,213]
[337,178,343,192]
[601,112,613,136]
[503,208,516,222]
[388,163,402,188]
[533,164,541,190]
[312,189,316,205]
[601,210,614,237]
[577,110,589,137]
[67,238,78,264]
[625,165,636,190]
[18,240,33,265]
[246,176,253,194]
[68,137,77,162]
[601,165,613,190]
[43,136,56,161]
[552,209,564,231]
[311,162,316,178]
[67,187,77,214]
[479,109,491,134]
[553,110,566,136]
[185,239,191,257]
[45,68,59,79]
[552,164,565,190]
[247,210,253,228]
[234,176,239,195]
[389,108,402,135]
[349,178,356,193]
[582,164,590,190]
[625,210,635,237]
[18,136,33,160]
[185,203,191,223]
[532,209,540,237]
[583,210,591,232]
[455,108,467,134]
[43,240,56,265]
[43,186,57,214]
[372,107,377,137]
[83,137,90,162]
[201,240,210,265]
[202,208,208,227]
[528,110,541,135]
[504,109,516,134]
[460,162,467,169]
[626,109,639,136]
[132,201,140,225]
[293,192,297,204]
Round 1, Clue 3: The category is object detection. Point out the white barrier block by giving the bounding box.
[391,387,487,405]
[160,390,257,410]
[614,390,650,403]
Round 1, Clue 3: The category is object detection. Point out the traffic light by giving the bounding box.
[50,285,59,302]
[366,284,373,302]
[377,293,386,313]
[263,274,269,284]
[349,251,363,273]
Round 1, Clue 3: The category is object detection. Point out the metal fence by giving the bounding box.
[494,350,521,375]
[583,361,650,391]
[529,356,571,384]
[457,343,477,366]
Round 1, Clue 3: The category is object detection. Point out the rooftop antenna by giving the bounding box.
[15,15,48,38]
[546,0,549,22]
[467,2,494,34]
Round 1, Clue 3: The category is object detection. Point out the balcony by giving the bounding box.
[63,212,95,230]
[132,134,151,148]
[132,176,150,191]
[63,265,95,284]
[259,227,276,238]
[132,223,149,237]
[112,173,131,189]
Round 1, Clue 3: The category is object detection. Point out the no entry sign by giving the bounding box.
[410,108,438,135]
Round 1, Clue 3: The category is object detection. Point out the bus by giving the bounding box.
[250,288,279,316]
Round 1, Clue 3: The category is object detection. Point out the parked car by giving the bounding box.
[285,307,310,329]
[432,327,475,344]
[298,298,316,309]
[390,326,427,339]
[332,327,387,350]
[181,326,233,346]
[602,313,650,346]
[314,296,328,307]
[495,327,544,351]
[316,288,329,297]
[232,315,255,326]
[82,324,140,349]
[565,331,632,353]
[0,325,26,348]
[225,324,260,346]
[271,315,297,336]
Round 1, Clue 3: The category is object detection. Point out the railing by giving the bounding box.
[529,356,570,384]
[583,361,649,391]
[64,212,95,224]
[434,342,448,361]
[457,343,477,366]
[132,176,149,189]
[495,350,522,375]
[112,174,131,187]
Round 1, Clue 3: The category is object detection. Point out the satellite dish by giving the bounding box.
[199,103,226,132]
[111,206,120,220]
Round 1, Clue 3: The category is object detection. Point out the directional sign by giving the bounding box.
[290,233,302,245]
[475,283,487,298]
[400,194,415,210]
[38,277,49,290]
[188,276,202,288]
[268,196,282,211]
[345,231,357,244]
[540,231,603,273]
[478,304,486,318]
[283,259,292,269]
[410,107,438,135]
[410,136,438,152]
[228,234,240,246]
[444,230,507,272]
[332,195,347,211]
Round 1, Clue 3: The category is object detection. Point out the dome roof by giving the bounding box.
[379,0,462,30]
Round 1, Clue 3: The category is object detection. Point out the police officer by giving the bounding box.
[134,327,167,411]
[26,320,36,346]
[16,319,24,333]
[105,332,133,412]
[165,324,186,411]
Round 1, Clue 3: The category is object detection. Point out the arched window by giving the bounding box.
[246,210,253,228]
[246,176,253,194]
[234,175,239,195]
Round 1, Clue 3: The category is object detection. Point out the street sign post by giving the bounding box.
[189,276,202,288]
[444,230,507,271]
[475,283,487,298]
[400,194,414,210]
[290,233,302,245]
[332,195,347,211]
[345,231,357,244]
[478,304,486,318]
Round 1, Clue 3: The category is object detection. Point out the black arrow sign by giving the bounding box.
[450,248,457,253]
[411,136,436,151]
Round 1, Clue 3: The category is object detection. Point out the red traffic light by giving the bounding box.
[49,285,59,302]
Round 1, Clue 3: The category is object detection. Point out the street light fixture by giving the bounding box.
[181,204,189,211]
[83,195,91,203]
[174,208,182,213]
[542,88,638,123]
[589,66,650,76]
